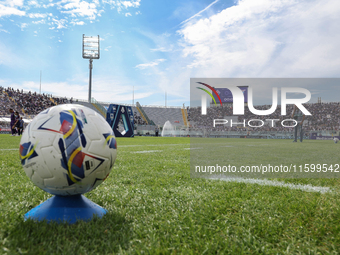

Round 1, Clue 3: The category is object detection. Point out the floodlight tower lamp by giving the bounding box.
[82,34,100,103]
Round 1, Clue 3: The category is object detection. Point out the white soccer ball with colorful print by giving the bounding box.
[334,137,339,144]
[19,104,117,196]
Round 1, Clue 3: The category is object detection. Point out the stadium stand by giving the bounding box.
[135,103,149,124]
[0,86,69,116]
[138,105,184,127]
[136,102,155,125]
[133,111,147,125]
[97,101,183,127]
[91,98,107,117]
[70,100,104,117]
[0,88,17,116]
[1,85,339,136]
[181,108,190,127]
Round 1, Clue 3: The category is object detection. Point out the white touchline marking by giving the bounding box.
[184,148,203,150]
[132,150,163,154]
[0,149,18,151]
[221,146,233,147]
[210,177,331,193]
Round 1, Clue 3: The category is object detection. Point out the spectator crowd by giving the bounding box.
[0,86,70,116]
[1,86,148,129]
[133,112,147,125]
[188,102,340,132]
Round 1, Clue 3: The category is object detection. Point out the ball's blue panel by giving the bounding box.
[24,195,106,224]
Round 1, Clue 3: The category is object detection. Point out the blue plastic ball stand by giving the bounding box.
[24,194,107,224]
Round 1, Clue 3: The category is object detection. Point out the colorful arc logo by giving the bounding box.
[196,82,223,115]
[196,82,223,106]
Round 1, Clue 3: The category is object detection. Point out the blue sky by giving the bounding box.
[0,0,340,106]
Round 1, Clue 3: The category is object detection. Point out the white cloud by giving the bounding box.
[32,19,45,24]
[137,30,175,56]
[0,24,9,33]
[28,0,40,8]
[19,22,28,31]
[3,0,24,7]
[70,20,85,26]
[177,0,340,77]
[28,13,47,18]
[136,59,167,69]
[101,0,115,9]
[0,0,143,31]
[0,28,9,33]
[130,0,340,103]
[102,0,141,13]
[121,0,140,8]
[59,0,98,20]
[0,3,25,17]
[42,3,54,8]
[150,46,173,52]
[52,18,68,29]
[98,9,104,16]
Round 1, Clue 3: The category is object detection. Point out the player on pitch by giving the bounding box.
[292,105,305,142]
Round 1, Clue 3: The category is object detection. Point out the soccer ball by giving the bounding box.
[334,137,339,144]
[19,104,117,196]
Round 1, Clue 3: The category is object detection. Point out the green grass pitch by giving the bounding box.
[1,134,340,254]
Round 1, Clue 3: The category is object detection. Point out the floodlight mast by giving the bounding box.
[82,34,100,103]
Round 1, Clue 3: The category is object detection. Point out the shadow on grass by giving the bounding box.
[4,211,132,254]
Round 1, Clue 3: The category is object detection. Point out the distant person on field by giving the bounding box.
[291,105,305,142]
[9,108,16,136]
[18,117,24,136]
[14,111,20,136]
[155,126,159,137]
